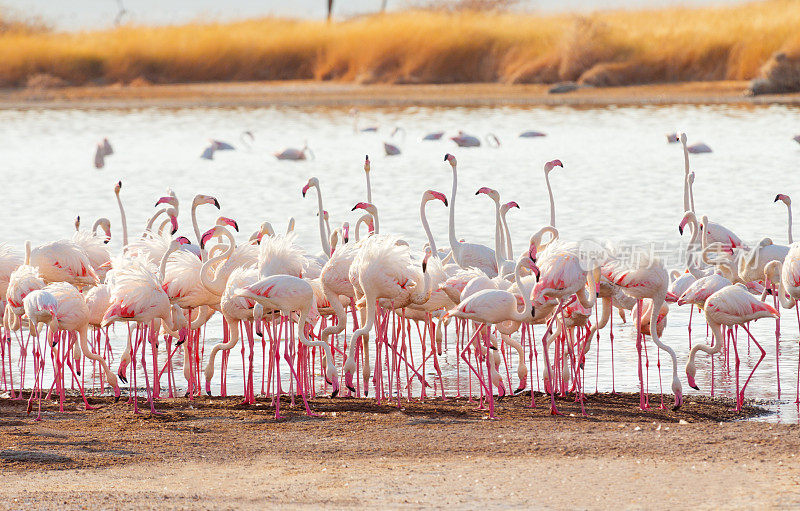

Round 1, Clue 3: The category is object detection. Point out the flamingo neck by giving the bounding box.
[688,175,695,213]
[682,139,690,212]
[145,208,165,233]
[312,185,331,255]
[501,208,513,261]
[365,172,372,203]
[448,165,460,258]
[545,171,555,227]
[24,241,31,265]
[191,202,206,259]
[116,193,128,247]
[787,203,794,244]
[200,228,236,296]
[492,200,505,266]
[420,200,439,257]
[515,256,533,321]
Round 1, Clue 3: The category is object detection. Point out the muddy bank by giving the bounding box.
[1,392,797,509]
[3,81,800,109]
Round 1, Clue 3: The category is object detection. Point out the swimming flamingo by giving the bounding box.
[275,142,313,160]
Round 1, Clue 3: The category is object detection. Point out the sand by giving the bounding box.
[1,392,799,509]
[3,80,800,109]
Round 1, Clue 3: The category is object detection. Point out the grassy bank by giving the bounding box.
[1,0,799,88]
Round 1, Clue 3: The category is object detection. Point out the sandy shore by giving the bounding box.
[1,392,798,509]
[3,80,800,109]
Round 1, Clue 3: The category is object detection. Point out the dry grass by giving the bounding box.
[0,0,799,88]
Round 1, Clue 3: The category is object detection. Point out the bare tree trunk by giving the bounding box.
[327,0,334,21]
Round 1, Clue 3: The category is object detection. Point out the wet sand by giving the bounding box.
[1,392,799,509]
[3,80,800,109]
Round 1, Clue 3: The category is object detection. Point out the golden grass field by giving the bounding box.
[1,0,799,89]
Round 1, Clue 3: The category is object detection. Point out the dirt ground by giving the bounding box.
[1,392,798,510]
[3,80,800,109]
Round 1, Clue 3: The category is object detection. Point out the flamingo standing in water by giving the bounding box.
[686,284,778,411]
[235,272,340,418]
[445,245,540,418]
[602,256,683,411]
[102,240,188,414]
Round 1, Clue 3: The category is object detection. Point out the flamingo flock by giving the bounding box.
[3,134,799,422]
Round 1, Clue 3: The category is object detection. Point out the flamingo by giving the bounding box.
[72,218,112,282]
[450,131,500,148]
[94,138,113,169]
[22,289,58,419]
[350,108,378,133]
[302,177,332,258]
[102,240,188,414]
[445,245,540,412]
[519,130,546,138]
[29,240,98,289]
[235,272,339,418]
[679,211,743,252]
[685,284,778,411]
[602,255,683,411]
[384,127,404,156]
[443,154,497,277]
[275,142,313,160]
[423,131,444,141]
[343,236,432,397]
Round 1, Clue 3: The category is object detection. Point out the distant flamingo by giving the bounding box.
[275,142,313,160]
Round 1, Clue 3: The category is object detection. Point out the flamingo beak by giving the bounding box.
[200,228,215,249]
[212,198,220,209]
[302,184,310,197]
[170,216,178,235]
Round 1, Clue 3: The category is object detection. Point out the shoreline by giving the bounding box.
[3,81,800,109]
[1,392,798,509]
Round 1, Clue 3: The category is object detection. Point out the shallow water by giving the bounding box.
[1,103,800,422]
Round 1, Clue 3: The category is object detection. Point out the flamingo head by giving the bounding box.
[175,236,191,246]
[665,291,680,303]
[352,202,377,216]
[342,222,350,244]
[687,171,695,185]
[501,201,520,214]
[216,216,239,232]
[678,212,693,235]
[444,153,457,167]
[96,218,112,243]
[364,154,370,173]
[155,195,178,208]
[317,210,329,222]
[775,193,791,206]
[302,177,319,197]
[200,227,222,249]
[666,132,679,143]
[680,132,687,144]
[425,190,448,207]
[422,248,432,273]
[672,379,683,410]
[114,180,122,195]
[544,159,563,173]
[74,215,80,231]
[192,194,220,209]
[475,187,500,202]
[167,211,178,235]
[685,360,699,390]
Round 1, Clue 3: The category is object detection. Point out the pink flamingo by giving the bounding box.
[602,256,683,411]
[686,284,778,411]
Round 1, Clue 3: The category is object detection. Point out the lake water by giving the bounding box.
[1,102,800,422]
[6,0,752,32]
